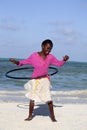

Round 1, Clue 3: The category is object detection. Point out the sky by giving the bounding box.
[0,0,87,62]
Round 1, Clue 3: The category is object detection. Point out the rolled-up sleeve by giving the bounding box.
[18,54,33,66]
[50,55,66,66]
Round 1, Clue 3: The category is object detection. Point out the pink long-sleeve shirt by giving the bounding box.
[18,52,65,78]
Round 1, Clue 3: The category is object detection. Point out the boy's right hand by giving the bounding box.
[9,58,19,65]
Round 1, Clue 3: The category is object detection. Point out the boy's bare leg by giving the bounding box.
[25,100,34,121]
[48,101,57,122]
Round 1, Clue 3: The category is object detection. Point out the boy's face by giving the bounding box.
[42,43,53,56]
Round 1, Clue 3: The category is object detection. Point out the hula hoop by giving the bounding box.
[5,67,58,80]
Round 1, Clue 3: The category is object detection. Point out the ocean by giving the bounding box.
[0,58,87,104]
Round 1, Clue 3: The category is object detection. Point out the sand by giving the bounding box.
[0,102,87,130]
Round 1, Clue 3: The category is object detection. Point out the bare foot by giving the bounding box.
[24,116,32,121]
[51,116,57,122]
[51,118,57,122]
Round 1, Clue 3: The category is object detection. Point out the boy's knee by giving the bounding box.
[47,101,53,105]
[30,100,34,103]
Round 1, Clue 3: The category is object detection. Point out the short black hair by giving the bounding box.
[41,39,53,48]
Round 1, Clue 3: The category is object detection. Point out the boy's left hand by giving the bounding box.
[63,55,69,61]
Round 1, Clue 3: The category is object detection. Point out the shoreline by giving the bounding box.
[0,102,87,130]
[0,90,87,104]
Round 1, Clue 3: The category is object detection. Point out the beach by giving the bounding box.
[0,102,87,130]
[0,60,87,130]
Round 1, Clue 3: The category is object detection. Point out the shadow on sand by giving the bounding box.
[17,103,63,118]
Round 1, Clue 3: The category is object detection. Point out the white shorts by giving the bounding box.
[24,78,52,103]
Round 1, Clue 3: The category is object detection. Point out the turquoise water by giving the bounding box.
[0,58,87,104]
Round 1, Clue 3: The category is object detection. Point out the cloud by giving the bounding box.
[49,28,79,44]
[0,24,20,31]
[0,18,21,31]
[48,21,85,44]
[48,20,75,27]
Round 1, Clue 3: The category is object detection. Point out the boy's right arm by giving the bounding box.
[9,58,19,65]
